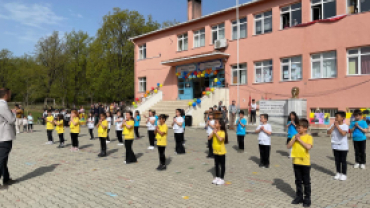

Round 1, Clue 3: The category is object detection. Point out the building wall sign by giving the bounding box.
[176,64,197,73]
[198,59,223,71]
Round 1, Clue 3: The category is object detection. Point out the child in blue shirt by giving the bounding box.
[134,110,141,140]
[287,112,299,157]
[349,109,369,169]
[236,110,247,152]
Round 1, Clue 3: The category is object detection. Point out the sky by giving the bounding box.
[0,0,252,56]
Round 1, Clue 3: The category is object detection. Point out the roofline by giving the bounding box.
[129,0,262,42]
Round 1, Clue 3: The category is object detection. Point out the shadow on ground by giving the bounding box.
[17,164,59,182]
[272,179,296,199]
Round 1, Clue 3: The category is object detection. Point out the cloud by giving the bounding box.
[0,2,65,28]
[68,8,83,19]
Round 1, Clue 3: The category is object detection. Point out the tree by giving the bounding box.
[0,49,14,88]
[162,19,180,29]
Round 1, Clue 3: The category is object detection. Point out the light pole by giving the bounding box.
[236,0,240,110]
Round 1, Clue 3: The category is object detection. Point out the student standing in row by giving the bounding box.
[255,114,272,168]
[87,113,95,140]
[173,109,185,154]
[236,110,247,153]
[27,113,33,133]
[97,113,108,157]
[45,110,54,144]
[288,118,313,207]
[134,110,141,140]
[206,113,215,158]
[327,111,348,181]
[22,116,28,133]
[123,111,137,164]
[146,111,156,150]
[115,111,124,146]
[55,114,64,148]
[210,119,228,185]
[106,112,112,143]
[69,110,80,152]
[287,112,299,158]
[250,99,257,125]
[181,109,186,145]
[155,114,168,171]
[350,109,368,169]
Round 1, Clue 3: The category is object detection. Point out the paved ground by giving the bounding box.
[1,125,370,208]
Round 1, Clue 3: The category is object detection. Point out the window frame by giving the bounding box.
[138,77,147,92]
[231,63,247,85]
[231,17,247,40]
[254,60,273,83]
[347,46,370,76]
[311,0,337,21]
[254,10,273,35]
[347,0,370,14]
[311,51,337,79]
[139,44,146,60]
[281,56,303,81]
[280,2,302,29]
[193,28,205,48]
[177,33,188,51]
[211,23,225,44]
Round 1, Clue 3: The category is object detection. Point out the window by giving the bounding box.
[211,23,225,44]
[194,28,205,48]
[311,51,337,79]
[231,64,247,85]
[138,77,146,92]
[255,11,272,35]
[255,60,273,83]
[311,108,338,117]
[281,56,302,81]
[281,2,302,29]
[232,18,247,40]
[348,0,370,14]
[178,33,188,51]
[139,44,146,60]
[347,46,370,75]
[311,0,336,20]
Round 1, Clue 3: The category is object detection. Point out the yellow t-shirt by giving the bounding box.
[123,120,135,140]
[212,130,227,155]
[292,134,313,166]
[156,124,168,146]
[55,120,64,134]
[46,116,54,130]
[70,117,80,133]
[98,120,108,138]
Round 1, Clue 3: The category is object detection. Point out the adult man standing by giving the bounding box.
[0,88,17,187]
[217,101,223,111]
[229,100,239,130]
[14,104,23,134]
[250,99,258,125]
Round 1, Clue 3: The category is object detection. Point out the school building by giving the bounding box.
[130,0,370,119]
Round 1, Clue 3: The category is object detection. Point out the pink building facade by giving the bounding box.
[131,0,370,118]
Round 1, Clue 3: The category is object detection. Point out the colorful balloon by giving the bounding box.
[188,102,192,106]
[157,83,160,87]
[144,94,147,98]
[132,102,135,105]
[151,87,155,90]
[206,87,210,91]
[135,98,139,101]
[146,90,149,94]
[206,91,210,95]
[202,91,206,95]
[197,75,200,78]
[197,99,201,104]
[192,102,196,107]
[211,88,215,92]
[214,78,218,82]
[217,81,221,85]
[154,89,158,93]
[160,84,162,87]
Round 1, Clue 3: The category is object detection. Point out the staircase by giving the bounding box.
[139,100,191,126]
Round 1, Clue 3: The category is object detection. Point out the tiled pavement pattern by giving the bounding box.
[1,126,370,208]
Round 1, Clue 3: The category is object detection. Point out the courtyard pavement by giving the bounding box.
[1,125,370,208]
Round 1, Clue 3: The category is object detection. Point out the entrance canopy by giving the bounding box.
[161,52,229,66]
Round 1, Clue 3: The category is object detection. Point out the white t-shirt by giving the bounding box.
[328,124,349,150]
[251,103,257,111]
[256,124,272,145]
[23,118,28,125]
[147,117,156,131]
[106,117,111,129]
[173,117,184,133]
[87,117,95,129]
[115,117,123,131]
[207,120,215,135]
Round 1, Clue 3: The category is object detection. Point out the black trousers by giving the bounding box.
[237,135,245,150]
[125,140,137,163]
[134,126,140,138]
[175,133,186,154]
[28,124,33,130]
[148,130,155,146]
[71,133,79,148]
[106,129,111,141]
[207,139,214,157]
[293,164,311,199]
[287,138,292,145]
[259,144,271,166]
[94,116,99,125]
[58,133,64,144]
[47,130,53,142]
[99,137,107,153]
[353,140,366,164]
[214,154,226,179]
[0,141,12,183]
[251,110,256,123]
[333,150,348,174]
[116,130,123,143]
[158,146,166,165]
[89,129,94,139]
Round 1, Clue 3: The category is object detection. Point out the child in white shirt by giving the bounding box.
[206,113,215,158]
[255,114,272,168]
[146,110,156,150]
[106,112,112,143]
[87,113,95,140]
[22,116,28,133]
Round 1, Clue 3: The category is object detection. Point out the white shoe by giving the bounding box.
[147,146,152,150]
[212,177,219,184]
[106,141,110,144]
[216,179,225,185]
[360,164,366,169]
[339,174,347,181]
[124,161,126,164]
[117,143,124,146]
[150,146,155,150]
[16,132,20,134]
[334,173,341,180]
[354,163,360,169]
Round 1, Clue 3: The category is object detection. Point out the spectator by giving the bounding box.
[251,99,258,125]
[229,101,239,130]
[14,104,23,134]
[217,101,223,111]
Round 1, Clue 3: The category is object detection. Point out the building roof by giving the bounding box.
[129,0,263,41]
[161,51,229,66]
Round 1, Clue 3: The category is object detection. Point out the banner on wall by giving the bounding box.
[198,59,223,71]
[176,64,197,73]
[324,113,330,125]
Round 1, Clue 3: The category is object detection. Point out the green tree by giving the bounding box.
[162,19,180,29]
[0,49,14,88]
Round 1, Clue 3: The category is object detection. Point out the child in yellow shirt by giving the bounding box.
[287,118,313,207]
[69,110,80,151]
[96,113,108,157]
[45,110,54,145]
[208,118,228,185]
[54,114,64,148]
[155,114,169,171]
[122,111,137,164]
